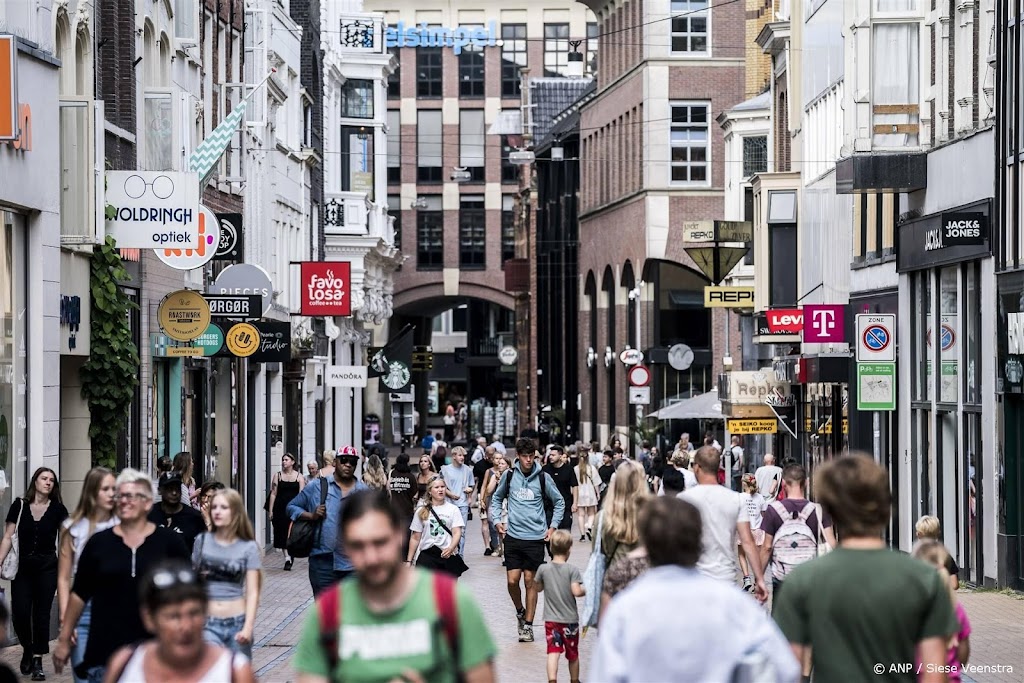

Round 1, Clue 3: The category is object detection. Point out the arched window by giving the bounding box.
[159,34,170,86]
[75,29,91,97]
[143,22,156,87]
[622,261,636,350]
[55,14,72,95]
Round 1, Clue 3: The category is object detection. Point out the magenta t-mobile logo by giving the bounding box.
[802,304,846,343]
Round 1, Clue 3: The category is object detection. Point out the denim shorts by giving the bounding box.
[203,614,251,659]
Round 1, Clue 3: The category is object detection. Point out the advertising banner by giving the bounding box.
[105,172,201,248]
[300,261,351,317]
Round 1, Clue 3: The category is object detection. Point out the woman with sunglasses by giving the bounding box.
[53,469,190,683]
[58,467,118,683]
[105,560,255,682]
[192,489,262,658]
[0,467,68,680]
[406,475,467,577]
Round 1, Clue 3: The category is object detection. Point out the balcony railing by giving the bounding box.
[338,14,385,54]
[324,191,369,235]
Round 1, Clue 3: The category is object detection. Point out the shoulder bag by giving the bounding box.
[427,506,469,576]
[287,477,329,558]
[1,499,23,580]
[580,512,606,628]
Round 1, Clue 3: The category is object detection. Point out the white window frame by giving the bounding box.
[142,87,177,171]
[243,8,268,127]
[59,97,101,245]
[670,0,710,57]
[220,84,245,183]
[669,101,711,187]
[174,0,198,47]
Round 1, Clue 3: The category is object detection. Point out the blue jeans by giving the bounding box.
[85,666,105,683]
[457,505,470,555]
[487,517,500,550]
[308,554,336,596]
[72,601,92,683]
[203,614,251,659]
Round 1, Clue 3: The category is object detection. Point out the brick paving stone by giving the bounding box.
[956,590,1024,683]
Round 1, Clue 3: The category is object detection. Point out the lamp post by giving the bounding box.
[627,281,645,453]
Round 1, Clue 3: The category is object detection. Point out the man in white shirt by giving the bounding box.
[678,446,767,602]
[591,496,799,683]
[489,436,507,457]
[754,453,784,501]
[470,436,487,464]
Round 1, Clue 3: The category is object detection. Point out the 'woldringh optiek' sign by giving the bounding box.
[384,22,497,54]
[105,172,201,249]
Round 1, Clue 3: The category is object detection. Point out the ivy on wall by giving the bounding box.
[79,236,140,468]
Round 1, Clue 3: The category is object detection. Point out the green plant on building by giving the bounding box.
[80,235,140,468]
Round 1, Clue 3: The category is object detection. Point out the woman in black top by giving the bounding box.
[414,453,436,502]
[268,453,305,570]
[52,469,189,682]
[387,454,418,557]
[0,467,68,679]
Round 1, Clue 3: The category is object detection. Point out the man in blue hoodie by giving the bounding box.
[490,437,565,643]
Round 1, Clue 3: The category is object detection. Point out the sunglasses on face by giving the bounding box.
[338,455,359,466]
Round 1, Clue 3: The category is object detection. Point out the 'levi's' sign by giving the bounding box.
[766,309,804,334]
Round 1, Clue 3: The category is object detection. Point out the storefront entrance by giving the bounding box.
[0,211,27,512]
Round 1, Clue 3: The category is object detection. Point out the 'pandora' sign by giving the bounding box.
[105,172,201,248]
[300,262,352,317]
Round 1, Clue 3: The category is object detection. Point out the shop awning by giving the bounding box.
[648,388,722,421]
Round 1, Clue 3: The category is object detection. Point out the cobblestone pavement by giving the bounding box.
[5,524,1022,682]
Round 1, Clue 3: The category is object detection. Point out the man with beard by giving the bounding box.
[147,472,206,552]
[288,446,368,595]
[293,490,497,683]
[542,445,578,534]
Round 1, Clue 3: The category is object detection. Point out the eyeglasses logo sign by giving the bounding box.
[225,322,260,358]
[105,171,201,249]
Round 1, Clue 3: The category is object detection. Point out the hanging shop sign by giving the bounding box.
[385,21,498,55]
[157,289,211,342]
[0,35,17,141]
[105,172,202,249]
[155,205,219,270]
[224,322,260,358]
[300,261,351,316]
[249,320,292,362]
[326,365,368,388]
[619,348,644,366]
[704,286,754,308]
[210,263,273,316]
[802,304,846,343]
[498,346,519,365]
[214,213,244,262]
[204,294,262,320]
[193,324,224,356]
[723,370,789,405]
[727,419,777,435]
[766,309,804,334]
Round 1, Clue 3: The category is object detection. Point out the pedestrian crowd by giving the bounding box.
[0,432,977,683]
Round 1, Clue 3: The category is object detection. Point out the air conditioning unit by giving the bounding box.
[508,150,535,166]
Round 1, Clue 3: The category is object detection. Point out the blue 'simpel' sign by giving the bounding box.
[384,22,498,55]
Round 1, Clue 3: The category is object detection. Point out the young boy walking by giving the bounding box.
[533,529,586,683]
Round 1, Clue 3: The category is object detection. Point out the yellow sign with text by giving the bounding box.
[704,286,755,308]
[727,419,777,435]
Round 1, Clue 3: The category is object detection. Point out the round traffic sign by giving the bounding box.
[940,324,956,352]
[628,364,651,387]
[862,324,890,352]
[225,322,260,357]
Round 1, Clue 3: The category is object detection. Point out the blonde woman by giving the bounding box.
[362,455,389,490]
[406,475,467,578]
[600,460,649,569]
[58,467,118,683]
[192,489,262,658]
[320,450,336,480]
[573,457,600,542]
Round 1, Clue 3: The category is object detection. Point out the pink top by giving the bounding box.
[948,602,971,683]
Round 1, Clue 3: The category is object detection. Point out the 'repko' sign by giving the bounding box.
[300,262,351,317]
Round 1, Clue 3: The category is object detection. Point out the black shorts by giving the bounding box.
[503,535,546,572]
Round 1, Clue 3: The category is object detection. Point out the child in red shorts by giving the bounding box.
[533,529,586,683]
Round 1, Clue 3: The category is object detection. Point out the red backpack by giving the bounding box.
[318,572,461,674]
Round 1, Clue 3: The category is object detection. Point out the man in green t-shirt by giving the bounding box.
[772,455,959,683]
[294,490,497,683]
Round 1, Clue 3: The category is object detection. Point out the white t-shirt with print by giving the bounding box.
[409,502,465,552]
[740,492,766,530]
[678,484,745,581]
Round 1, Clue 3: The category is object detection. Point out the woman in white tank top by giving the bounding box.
[105,560,255,683]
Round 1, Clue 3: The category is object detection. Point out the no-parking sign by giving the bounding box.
[856,314,896,362]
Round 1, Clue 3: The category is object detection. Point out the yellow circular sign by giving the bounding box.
[158,290,211,342]
[225,323,261,358]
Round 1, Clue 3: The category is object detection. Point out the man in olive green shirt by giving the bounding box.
[772,456,958,683]
[294,490,496,683]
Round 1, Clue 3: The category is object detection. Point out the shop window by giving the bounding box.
[911,272,931,401]
[670,102,709,185]
[587,22,599,75]
[341,79,374,119]
[938,267,958,403]
[416,196,443,269]
[543,24,570,77]
[459,196,486,269]
[501,24,527,97]
[417,110,442,183]
[671,0,708,54]
[416,48,442,98]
